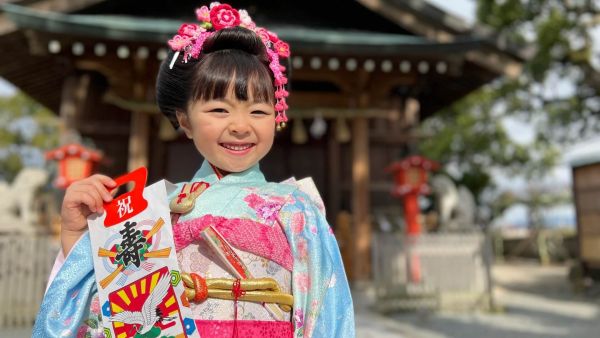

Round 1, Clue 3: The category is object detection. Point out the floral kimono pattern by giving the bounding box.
[33,161,355,337]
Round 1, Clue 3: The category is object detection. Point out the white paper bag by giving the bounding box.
[88,167,200,338]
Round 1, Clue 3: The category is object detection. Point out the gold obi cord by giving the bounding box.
[181,273,293,312]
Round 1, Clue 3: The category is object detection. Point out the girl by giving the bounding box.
[33,2,355,338]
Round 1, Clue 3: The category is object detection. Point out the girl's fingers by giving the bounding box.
[93,174,117,189]
[110,187,119,197]
[65,174,118,213]
[70,186,104,213]
[74,190,100,213]
[89,178,114,202]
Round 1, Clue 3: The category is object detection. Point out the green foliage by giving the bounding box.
[420,0,594,220]
[476,0,600,140]
[0,92,58,182]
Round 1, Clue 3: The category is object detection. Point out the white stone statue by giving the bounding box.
[430,174,477,231]
[0,167,49,233]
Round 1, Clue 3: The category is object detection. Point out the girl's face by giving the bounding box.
[177,88,276,173]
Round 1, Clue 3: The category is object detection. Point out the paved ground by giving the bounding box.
[6,262,600,338]
[356,262,600,338]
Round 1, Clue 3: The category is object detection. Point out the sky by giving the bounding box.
[0,77,16,97]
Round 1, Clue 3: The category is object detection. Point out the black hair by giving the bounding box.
[156,26,279,129]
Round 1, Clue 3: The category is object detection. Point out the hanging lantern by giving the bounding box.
[309,112,327,139]
[292,118,308,144]
[335,117,351,143]
[45,143,103,189]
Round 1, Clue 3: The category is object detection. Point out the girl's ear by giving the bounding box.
[176,111,193,139]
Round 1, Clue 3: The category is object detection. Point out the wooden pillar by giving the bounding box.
[127,58,150,172]
[59,74,90,144]
[352,117,371,282]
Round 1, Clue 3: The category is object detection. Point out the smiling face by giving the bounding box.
[177,86,275,173]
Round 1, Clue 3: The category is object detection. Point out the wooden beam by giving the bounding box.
[466,50,522,79]
[356,0,456,42]
[0,0,105,35]
[289,107,393,119]
[288,92,349,108]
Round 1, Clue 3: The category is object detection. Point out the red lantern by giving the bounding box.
[387,156,439,198]
[45,144,103,189]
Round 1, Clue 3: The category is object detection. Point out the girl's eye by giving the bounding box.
[251,110,269,115]
[209,108,228,113]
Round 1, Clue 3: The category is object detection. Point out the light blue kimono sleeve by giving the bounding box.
[33,232,97,337]
[280,190,355,338]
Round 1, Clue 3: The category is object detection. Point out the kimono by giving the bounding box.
[33,160,355,337]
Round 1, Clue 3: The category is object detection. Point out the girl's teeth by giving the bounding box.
[224,144,251,151]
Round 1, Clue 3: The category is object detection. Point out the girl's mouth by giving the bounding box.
[220,143,255,155]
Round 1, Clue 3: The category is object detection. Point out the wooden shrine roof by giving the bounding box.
[0,0,524,119]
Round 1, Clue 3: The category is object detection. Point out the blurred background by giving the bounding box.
[1,0,600,337]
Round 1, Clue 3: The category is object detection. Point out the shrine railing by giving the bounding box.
[372,231,493,312]
[0,233,58,328]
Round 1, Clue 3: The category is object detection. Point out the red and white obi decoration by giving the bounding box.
[45,143,103,189]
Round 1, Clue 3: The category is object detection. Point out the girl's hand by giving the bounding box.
[60,174,116,254]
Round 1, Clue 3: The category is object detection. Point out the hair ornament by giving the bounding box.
[168,2,291,130]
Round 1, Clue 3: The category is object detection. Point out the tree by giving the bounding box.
[476,0,600,141]
[419,0,593,221]
[0,92,59,182]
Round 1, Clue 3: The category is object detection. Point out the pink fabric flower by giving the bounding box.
[295,273,311,292]
[195,6,211,22]
[267,30,279,43]
[292,212,305,234]
[238,9,255,29]
[255,27,271,44]
[178,23,201,38]
[297,238,308,260]
[274,41,290,58]
[244,193,285,224]
[294,308,304,328]
[168,35,192,51]
[76,326,88,338]
[210,4,241,30]
[90,296,100,314]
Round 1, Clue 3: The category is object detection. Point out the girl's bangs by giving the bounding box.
[191,50,274,104]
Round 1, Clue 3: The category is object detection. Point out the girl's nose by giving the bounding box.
[228,118,251,136]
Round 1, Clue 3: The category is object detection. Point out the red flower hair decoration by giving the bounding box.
[167,2,291,130]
